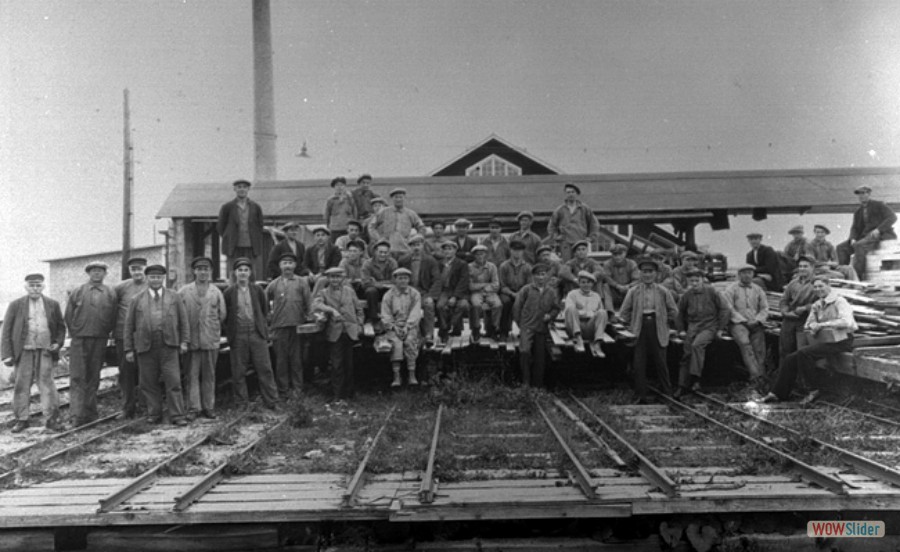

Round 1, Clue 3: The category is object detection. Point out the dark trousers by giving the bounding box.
[437,293,469,336]
[329,333,355,399]
[272,327,303,395]
[116,338,141,416]
[519,329,548,387]
[364,286,389,322]
[632,313,671,399]
[499,293,515,335]
[779,317,808,360]
[230,326,279,406]
[138,333,185,420]
[772,337,853,400]
[69,336,107,424]
[837,236,883,279]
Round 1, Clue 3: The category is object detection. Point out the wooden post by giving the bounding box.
[121,89,133,279]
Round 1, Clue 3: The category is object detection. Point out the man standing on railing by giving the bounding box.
[837,186,897,280]
[113,257,148,419]
[2,274,66,433]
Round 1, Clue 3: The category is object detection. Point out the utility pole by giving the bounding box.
[253,0,277,182]
[122,88,134,279]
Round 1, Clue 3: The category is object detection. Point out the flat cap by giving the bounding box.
[126,257,148,267]
[324,267,345,276]
[488,218,503,227]
[531,263,550,274]
[392,267,412,278]
[571,240,590,252]
[536,245,553,256]
[281,221,300,231]
[190,256,213,268]
[389,187,407,197]
[813,224,830,235]
[736,264,756,273]
[636,257,659,271]
[471,244,488,253]
[357,173,372,184]
[453,218,472,228]
[278,252,298,263]
[330,176,347,187]
[564,182,582,194]
[788,225,804,235]
[683,267,704,278]
[346,239,366,250]
[24,273,45,282]
[609,244,627,254]
[373,239,391,250]
[84,261,108,272]
[680,251,698,260]
[746,232,763,239]
[346,219,362,230]
[516,211,534,220]
[312,226,331,236]
[576,270,597,283]
[232,179,251,187]
[407,234,425,245]
[441,241,459,250]
[370,195,387,205]
[854,185,872,195]
[509,240,526,250]
[797,254,817,265]
[145,264,167,275]
[232,257,253,270]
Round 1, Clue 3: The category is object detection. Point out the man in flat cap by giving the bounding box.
[513,263,560,387]
[436,241,470,342]
[2,274,66,432]
[563,271,612,357]
[352,174,376,221]
[370,188,426,256]
[266,252,311,398]
[837,186,897,280]
[617,257,678,403]
[362,239,399,331]
[335,220,369,260]
[304,226,342,282]
[548,183,599,262]
[451,218,478,263]
[113,257,148,418]
[217,179,265,278]
[324,176,357,240]
[778,255,817,362]
[674,269,730,397]
[424,220,451,261]
[382,268,424,387]
[722,264,768,391]
[398,234,441,347]
[178,257,226,419]
[468,244,502,342]
[669,251,705,299]
[124,265,190,425]
[482,218,511,268]
[601,244,639,309]
[65,261,116,426]
[745,232,783,291]
[782,225,815,278]
[559,240,600,298]
[535,245,563,292]
[498,240,533,340]
[509,211,542,265]
[223,258,280,409]
[313,267,364,400]
[268,222,307,280]
[810,224,858,281]
[337,239,368,297]
[363,196,388,245]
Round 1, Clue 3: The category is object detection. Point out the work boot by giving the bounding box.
[45,416,64,432]
[11,420,28,433]
[408,367,419,386]
[200,409,217,420]
[391,364,402,388]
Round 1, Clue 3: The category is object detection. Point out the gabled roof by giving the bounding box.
[157,167,900,227]
[429,133,562,176]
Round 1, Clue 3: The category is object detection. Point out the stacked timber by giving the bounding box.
[866,239,900,289]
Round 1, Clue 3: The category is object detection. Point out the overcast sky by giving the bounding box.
[2,0,900,300]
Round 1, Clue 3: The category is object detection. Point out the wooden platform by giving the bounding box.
[3,468,900,529]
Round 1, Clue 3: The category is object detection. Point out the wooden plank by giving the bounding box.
[343,405,397,507]
[392,502,633,522]
[453,433,543,439]
[415,537,635,552]
[0,530,55,551]
[419,405,443,504]
[86,527,279,552]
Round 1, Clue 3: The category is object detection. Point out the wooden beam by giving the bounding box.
[419,404,443,504]
[343,405,397,508]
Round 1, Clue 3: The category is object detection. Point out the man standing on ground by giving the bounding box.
[124,264,190,426]
[498,240,532,340]
[179,257,225,420]
[509,211,542,265]
[113,257,147,418]
[371,188,426,256]
[266,252,310,398]
[746,232,783,291]
[268,222,306,279]
[382,268,424,387]
[837,186,897,280]
[217,179,265,277]
[324,176,357,240]
[223,258,279,409]
[399,234,441,347]
[617,257,678,403]
[723,265,768,390]
[548,183,599,261]
[674,269,731,397]
[563,271,612,357]
[2,274,66,432]
[313,267,364,400]
[513,264,560,387]
[65,261,116,427]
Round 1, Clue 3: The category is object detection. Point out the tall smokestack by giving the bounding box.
[253,0,277,182]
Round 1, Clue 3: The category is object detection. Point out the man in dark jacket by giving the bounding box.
[399,234,441,346]
[2,274,66,432]
[674,269,731,397]
[451,218,478,263]
[267,222,306,279]
[113,256,148,419]
[223,258,279,409]
[513,264,560,387]
[304,227,342,279]
[436,241,470,341]
[837,186,897,280]
[124,265,190,425]
[217,179,265,277]
[745,232,783,291]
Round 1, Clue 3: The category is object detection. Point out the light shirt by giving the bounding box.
[237,285,255,325]
[25,298,51,349]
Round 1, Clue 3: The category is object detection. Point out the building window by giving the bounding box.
[466,155,521,177]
